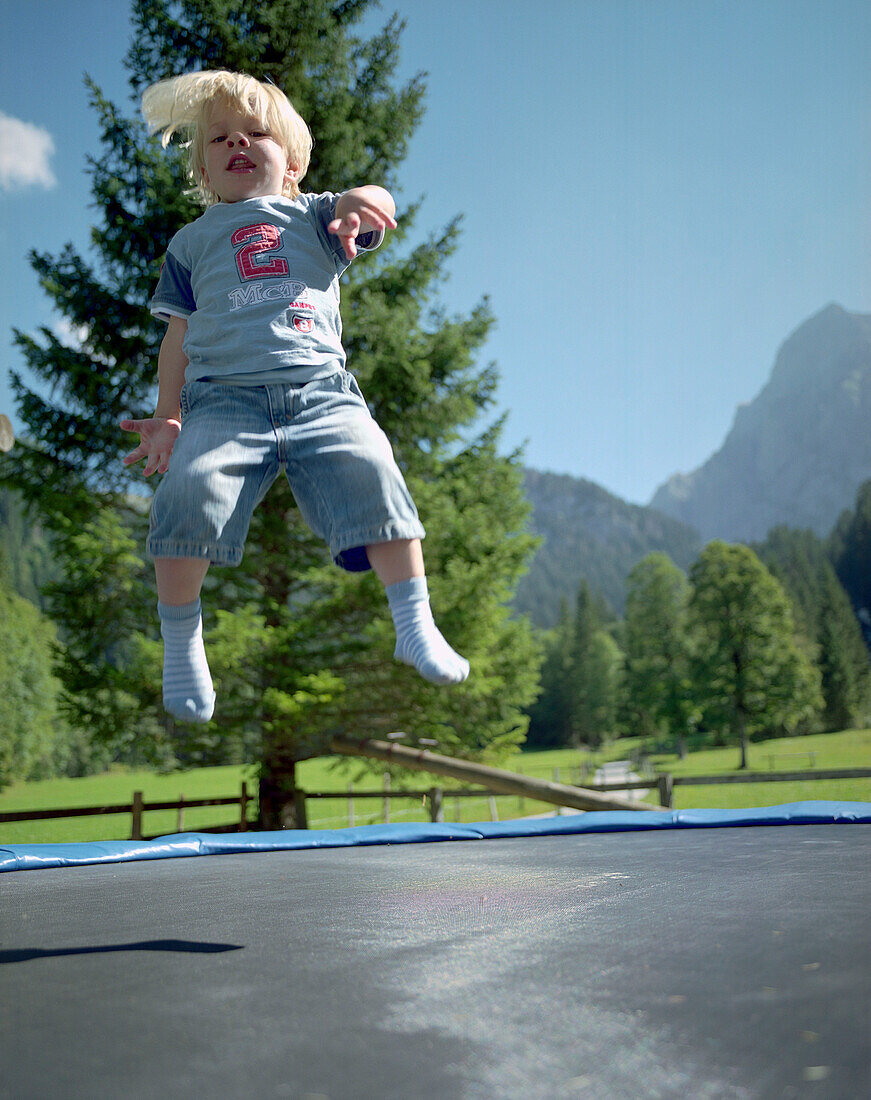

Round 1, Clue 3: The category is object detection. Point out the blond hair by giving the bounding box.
[141,70,313,204]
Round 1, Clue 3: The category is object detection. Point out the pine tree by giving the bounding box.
[755,526,870,731]
[623,553,698,745]
[525,602,574,749]
[526,582,621,749]
[0,0,540,822]
[829,480,871,652]
[688,542,823,768]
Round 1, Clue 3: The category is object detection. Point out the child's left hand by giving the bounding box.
[329,187,397,260]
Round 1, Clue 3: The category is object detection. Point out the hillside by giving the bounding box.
[0,487,55,606]
[514,469,702,626]
[650,304,871,541]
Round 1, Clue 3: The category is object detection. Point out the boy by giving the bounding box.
[122,70,468,723]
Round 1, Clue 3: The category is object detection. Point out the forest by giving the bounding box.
[525,493,871,768]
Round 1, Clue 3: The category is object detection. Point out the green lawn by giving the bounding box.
[645,727,871,809]
[2,729,869,844]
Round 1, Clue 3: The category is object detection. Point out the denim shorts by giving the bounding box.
[146,371,425,572]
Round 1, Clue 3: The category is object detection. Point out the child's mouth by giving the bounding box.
[227,155,255,172]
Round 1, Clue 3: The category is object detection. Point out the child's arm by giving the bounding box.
[120,315,188,476]
[329,186,397,260]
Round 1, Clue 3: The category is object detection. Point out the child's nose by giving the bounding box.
[227,133,250,147]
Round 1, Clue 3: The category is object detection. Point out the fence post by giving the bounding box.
[428,787,444,823]
[348,783,355,828]
[383,772,391,824]
[488,795,499,822]
[177,794,184,833]
[239,781,248,831]
[131,791,143,841]
[293,789,308,830]
[553,768,564,814]
[657,774,674,809]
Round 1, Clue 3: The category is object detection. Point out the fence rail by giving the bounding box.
[0,784,254,841]
[603,767,871,808]
[0,782,498,840]
[3,767,870,838]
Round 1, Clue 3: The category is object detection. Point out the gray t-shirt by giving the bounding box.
[150,192,382,385]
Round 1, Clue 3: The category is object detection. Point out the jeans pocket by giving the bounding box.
[340,370,369,406]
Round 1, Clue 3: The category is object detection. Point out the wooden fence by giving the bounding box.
[601,768,871,808]
[3,768,870,840]
[0,783,255,841]
[0,781,501,840]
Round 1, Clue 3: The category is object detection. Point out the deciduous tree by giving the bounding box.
[688,542,822,768]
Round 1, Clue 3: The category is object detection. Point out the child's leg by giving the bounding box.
[366,539,470,685]
[155,557,215,722]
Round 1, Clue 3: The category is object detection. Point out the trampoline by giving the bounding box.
[2,802,869,1099]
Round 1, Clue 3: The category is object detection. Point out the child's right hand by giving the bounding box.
[120,417,181,476]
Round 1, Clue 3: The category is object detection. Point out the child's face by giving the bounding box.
[201,103,297,203]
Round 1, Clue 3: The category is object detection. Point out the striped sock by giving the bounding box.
[386,577,470,685]
[158,599,216,723]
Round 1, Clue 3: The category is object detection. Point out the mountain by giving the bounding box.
[515,469,702,626]
[0,487,55,607]
[650,304,871,542]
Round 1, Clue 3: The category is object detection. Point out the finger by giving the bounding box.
[150,445,175,475]
[122,445,146,465]
[327,212,362,237]
[121,419,146,433]
[357,203,397,231]
[352,199,397,229]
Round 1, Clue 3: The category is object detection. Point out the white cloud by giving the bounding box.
[0,111,57,191]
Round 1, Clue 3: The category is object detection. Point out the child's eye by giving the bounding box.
[211,134,226,143]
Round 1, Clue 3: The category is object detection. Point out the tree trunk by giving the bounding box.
[258,750,306,829]
[738,709,749,770]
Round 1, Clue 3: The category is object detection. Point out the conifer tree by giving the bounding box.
[526,582,621,749]
[1,0,540,823]
[755,526,870,731]
[829,480,871,653]
[623,553,698,744]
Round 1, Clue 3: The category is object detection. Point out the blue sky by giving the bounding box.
[1,0,868,504]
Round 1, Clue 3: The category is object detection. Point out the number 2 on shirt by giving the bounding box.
[232,224,289,280]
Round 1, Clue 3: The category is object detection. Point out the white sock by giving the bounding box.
[386,577,470,685]
[158,599,216,722]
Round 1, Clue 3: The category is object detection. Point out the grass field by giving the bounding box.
[1,729,869,845]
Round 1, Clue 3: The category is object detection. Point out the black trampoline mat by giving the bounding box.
[1,826,869,1099]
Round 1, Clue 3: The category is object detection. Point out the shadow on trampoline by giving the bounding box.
[0,938,244,965]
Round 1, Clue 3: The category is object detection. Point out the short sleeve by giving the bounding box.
[307,192,385,272]
[150,250,196,321]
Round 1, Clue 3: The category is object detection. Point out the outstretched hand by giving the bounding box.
[328,191,397,260]
[120,417,181,476]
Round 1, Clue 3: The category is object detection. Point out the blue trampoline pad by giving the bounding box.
[2,799,869,873]
[1,803,869,1098]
